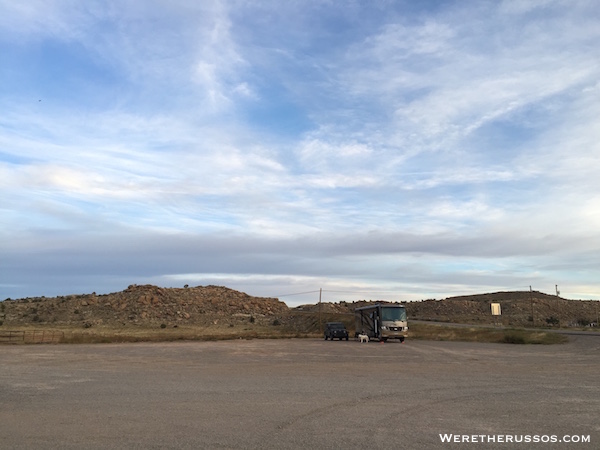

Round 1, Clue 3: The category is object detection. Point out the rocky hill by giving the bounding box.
[1,284,288,328]
[294,291,600,328]
[407,291,600,327]
[1,286,598,330]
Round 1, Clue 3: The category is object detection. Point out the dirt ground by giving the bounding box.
[1,337,599,449]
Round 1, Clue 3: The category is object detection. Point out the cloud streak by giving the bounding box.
[1,1,600,304]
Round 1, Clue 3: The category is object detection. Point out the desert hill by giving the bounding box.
[411,291,599,327]
[303,290,599,328]
[1,286,598,330]
[1,284,287,328]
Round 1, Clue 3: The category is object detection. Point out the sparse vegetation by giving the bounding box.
[409,323,567,345]
[546,316,559,326]
[0,320,568,345]
[56,324,312,344]
[502,331,526,344]
[0,286,594,345]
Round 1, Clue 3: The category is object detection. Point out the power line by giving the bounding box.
[276,288,410,298]
[275,290,321,297]
[322,289,399,295]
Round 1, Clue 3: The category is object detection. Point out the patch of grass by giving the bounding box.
[36,323,317,344]
[1,321,567,345]
[502,331,526,344]
[1,323,313,345]
[410,323,567,344]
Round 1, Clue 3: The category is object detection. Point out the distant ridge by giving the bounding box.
[1,287,597,329]
[292,291,599,328]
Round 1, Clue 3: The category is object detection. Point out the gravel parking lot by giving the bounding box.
[1,336,599,449]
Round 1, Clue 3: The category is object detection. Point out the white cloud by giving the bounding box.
[2,1,600,301]
[0,0,89,40]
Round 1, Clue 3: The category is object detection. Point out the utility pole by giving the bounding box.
[530,286,535,327]
[318,288,322,334]
[555,285,560,327]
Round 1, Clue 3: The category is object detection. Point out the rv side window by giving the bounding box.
[381,307,406,322]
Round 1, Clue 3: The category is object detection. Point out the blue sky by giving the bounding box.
[1,0,599,306]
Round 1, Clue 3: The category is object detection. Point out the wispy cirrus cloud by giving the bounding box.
[1,1,600,303]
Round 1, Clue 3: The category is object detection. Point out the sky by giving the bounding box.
[1,0,600,306]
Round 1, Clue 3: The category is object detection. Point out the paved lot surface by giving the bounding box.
[1,336,599,449]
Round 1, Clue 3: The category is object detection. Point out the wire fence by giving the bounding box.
[0,330,64,344]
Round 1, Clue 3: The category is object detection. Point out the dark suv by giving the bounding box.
[324,322,349,340]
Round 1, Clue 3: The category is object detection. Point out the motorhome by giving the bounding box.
[354,303,408,342]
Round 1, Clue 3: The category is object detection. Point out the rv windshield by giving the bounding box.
[381,307,407,322]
